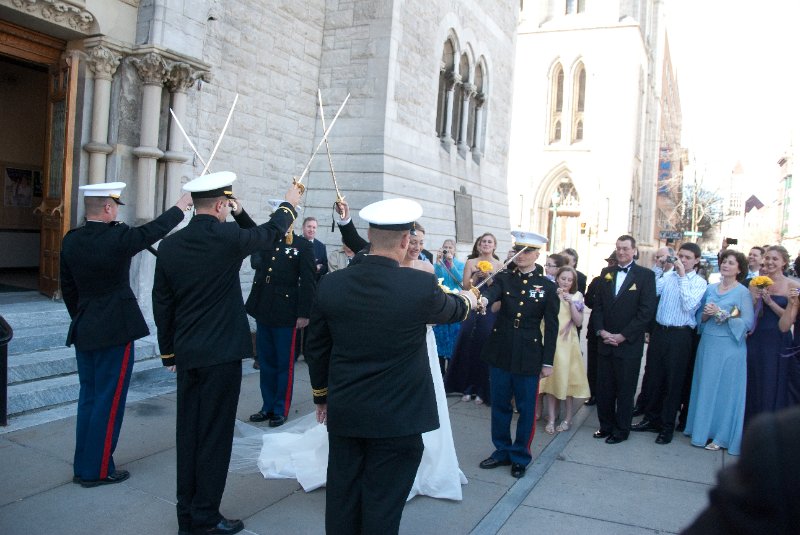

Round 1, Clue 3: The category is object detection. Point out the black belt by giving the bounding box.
[655,323,692,330]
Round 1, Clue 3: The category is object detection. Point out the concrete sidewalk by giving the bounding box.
[0,360,730,534]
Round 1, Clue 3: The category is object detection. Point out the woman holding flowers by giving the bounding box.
[445,233,503,404]
[685,251,754,454]
[745,245,798,422]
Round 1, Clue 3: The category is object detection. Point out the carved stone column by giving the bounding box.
[84,46,121,184]
[131,52,167,222]
[164,62,204,204]
[440,71,459,145]
[471,92,486,162]
[457,83,476,154]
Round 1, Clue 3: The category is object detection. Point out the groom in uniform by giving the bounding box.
[305,198,477,535]
[591,234,657,444]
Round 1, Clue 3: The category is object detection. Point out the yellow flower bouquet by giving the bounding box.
[749,276,774,289]
[477,260,493,273]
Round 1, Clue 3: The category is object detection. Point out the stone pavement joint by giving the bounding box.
[470,406,591,535]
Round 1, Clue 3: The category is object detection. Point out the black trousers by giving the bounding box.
[176,361,242,530]
[586,331,598,397]
[596,351,642,439]
[643,325,694,433]
[326,433,423,535]
[678,332,701,427]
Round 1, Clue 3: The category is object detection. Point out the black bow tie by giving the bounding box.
[617,265,631,273]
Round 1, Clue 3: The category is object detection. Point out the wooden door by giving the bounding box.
[38,53,78,298]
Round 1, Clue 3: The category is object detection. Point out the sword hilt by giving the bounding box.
[292,177,306,195]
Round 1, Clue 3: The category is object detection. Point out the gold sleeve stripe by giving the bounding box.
[160,353,175,359]
[312,387,328,397]
[276,205,297,223]
[456,293,471,321]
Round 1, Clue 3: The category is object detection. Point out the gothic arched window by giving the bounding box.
[436,39,456,137]
[572,63,586,142]
[549,63,564,143]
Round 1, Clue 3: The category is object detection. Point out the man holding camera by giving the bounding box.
[631,243,707,445]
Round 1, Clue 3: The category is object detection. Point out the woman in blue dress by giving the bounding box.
[685,250,754,454]
[433,239,465,375]
[745,245,798,422]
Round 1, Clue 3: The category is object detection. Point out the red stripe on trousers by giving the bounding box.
[526,382,541,452]
[100,342,131,479]
[283,328,297,417]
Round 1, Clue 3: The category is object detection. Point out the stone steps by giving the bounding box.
[2,292,168,418]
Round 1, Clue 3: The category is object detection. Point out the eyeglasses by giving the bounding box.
[545,263,558,268]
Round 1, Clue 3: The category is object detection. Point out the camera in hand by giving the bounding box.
[666,255,678,263]
[726,237,738,245]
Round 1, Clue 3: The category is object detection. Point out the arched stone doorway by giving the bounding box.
[543,177,581,253]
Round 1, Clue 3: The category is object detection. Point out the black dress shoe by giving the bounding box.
[268,415,286,427]
[631,419,661,433]
[655,432,673,445]
[479,457,511,469]
[584,396,597,406]
[249,411,273,422]
[605,435,627,444]
[510,463,526,478]
[200,518,244,535]
[632,406,645,417]
[593,429,611,439]
[80,469,130,488]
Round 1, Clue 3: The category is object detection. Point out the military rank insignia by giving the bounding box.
[284,247,299,256]
[529,285,545,299]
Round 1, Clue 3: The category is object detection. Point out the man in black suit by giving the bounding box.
[246,208,316,427]
[591,234,657,444]
[60,182,192,487]
[301,216,328,279]
[305,198,476,535]
[153,172,301,535]
[583,250,617,406]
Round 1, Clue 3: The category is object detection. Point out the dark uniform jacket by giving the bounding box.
[305,254,471,438]
[591,263,657,358]
[152,205,295,369]
[245,234,316,327]
[60,206,185,352]
[480,268,559,375]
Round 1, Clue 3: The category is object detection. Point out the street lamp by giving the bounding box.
[550,190,561,251]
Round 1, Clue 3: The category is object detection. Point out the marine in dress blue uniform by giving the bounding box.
[305,198,476,535]
[60,182,191,487]
[152,172,302,535]
[478,231,559,478]
[246,202,316,427]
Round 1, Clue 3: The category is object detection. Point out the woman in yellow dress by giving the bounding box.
[540,266,591,434]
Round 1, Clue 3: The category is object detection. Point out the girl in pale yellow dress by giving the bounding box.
[540,266,590,434]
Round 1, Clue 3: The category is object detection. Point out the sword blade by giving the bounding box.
[317,90,343,200]
[169,108,209,169]
[474,247,529,289]
[201,93,239,176]
[296,93,350,183]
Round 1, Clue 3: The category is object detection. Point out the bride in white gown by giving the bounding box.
[254,326,467,500]
[251,231,467,501]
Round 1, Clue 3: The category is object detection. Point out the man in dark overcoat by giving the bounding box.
[152,172,302,535]
[478,231,559,479]
[305,198,476,535]
[591,234,657,444]
[60,182,192,487]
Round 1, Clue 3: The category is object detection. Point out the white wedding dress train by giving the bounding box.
[254,327,467,501]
